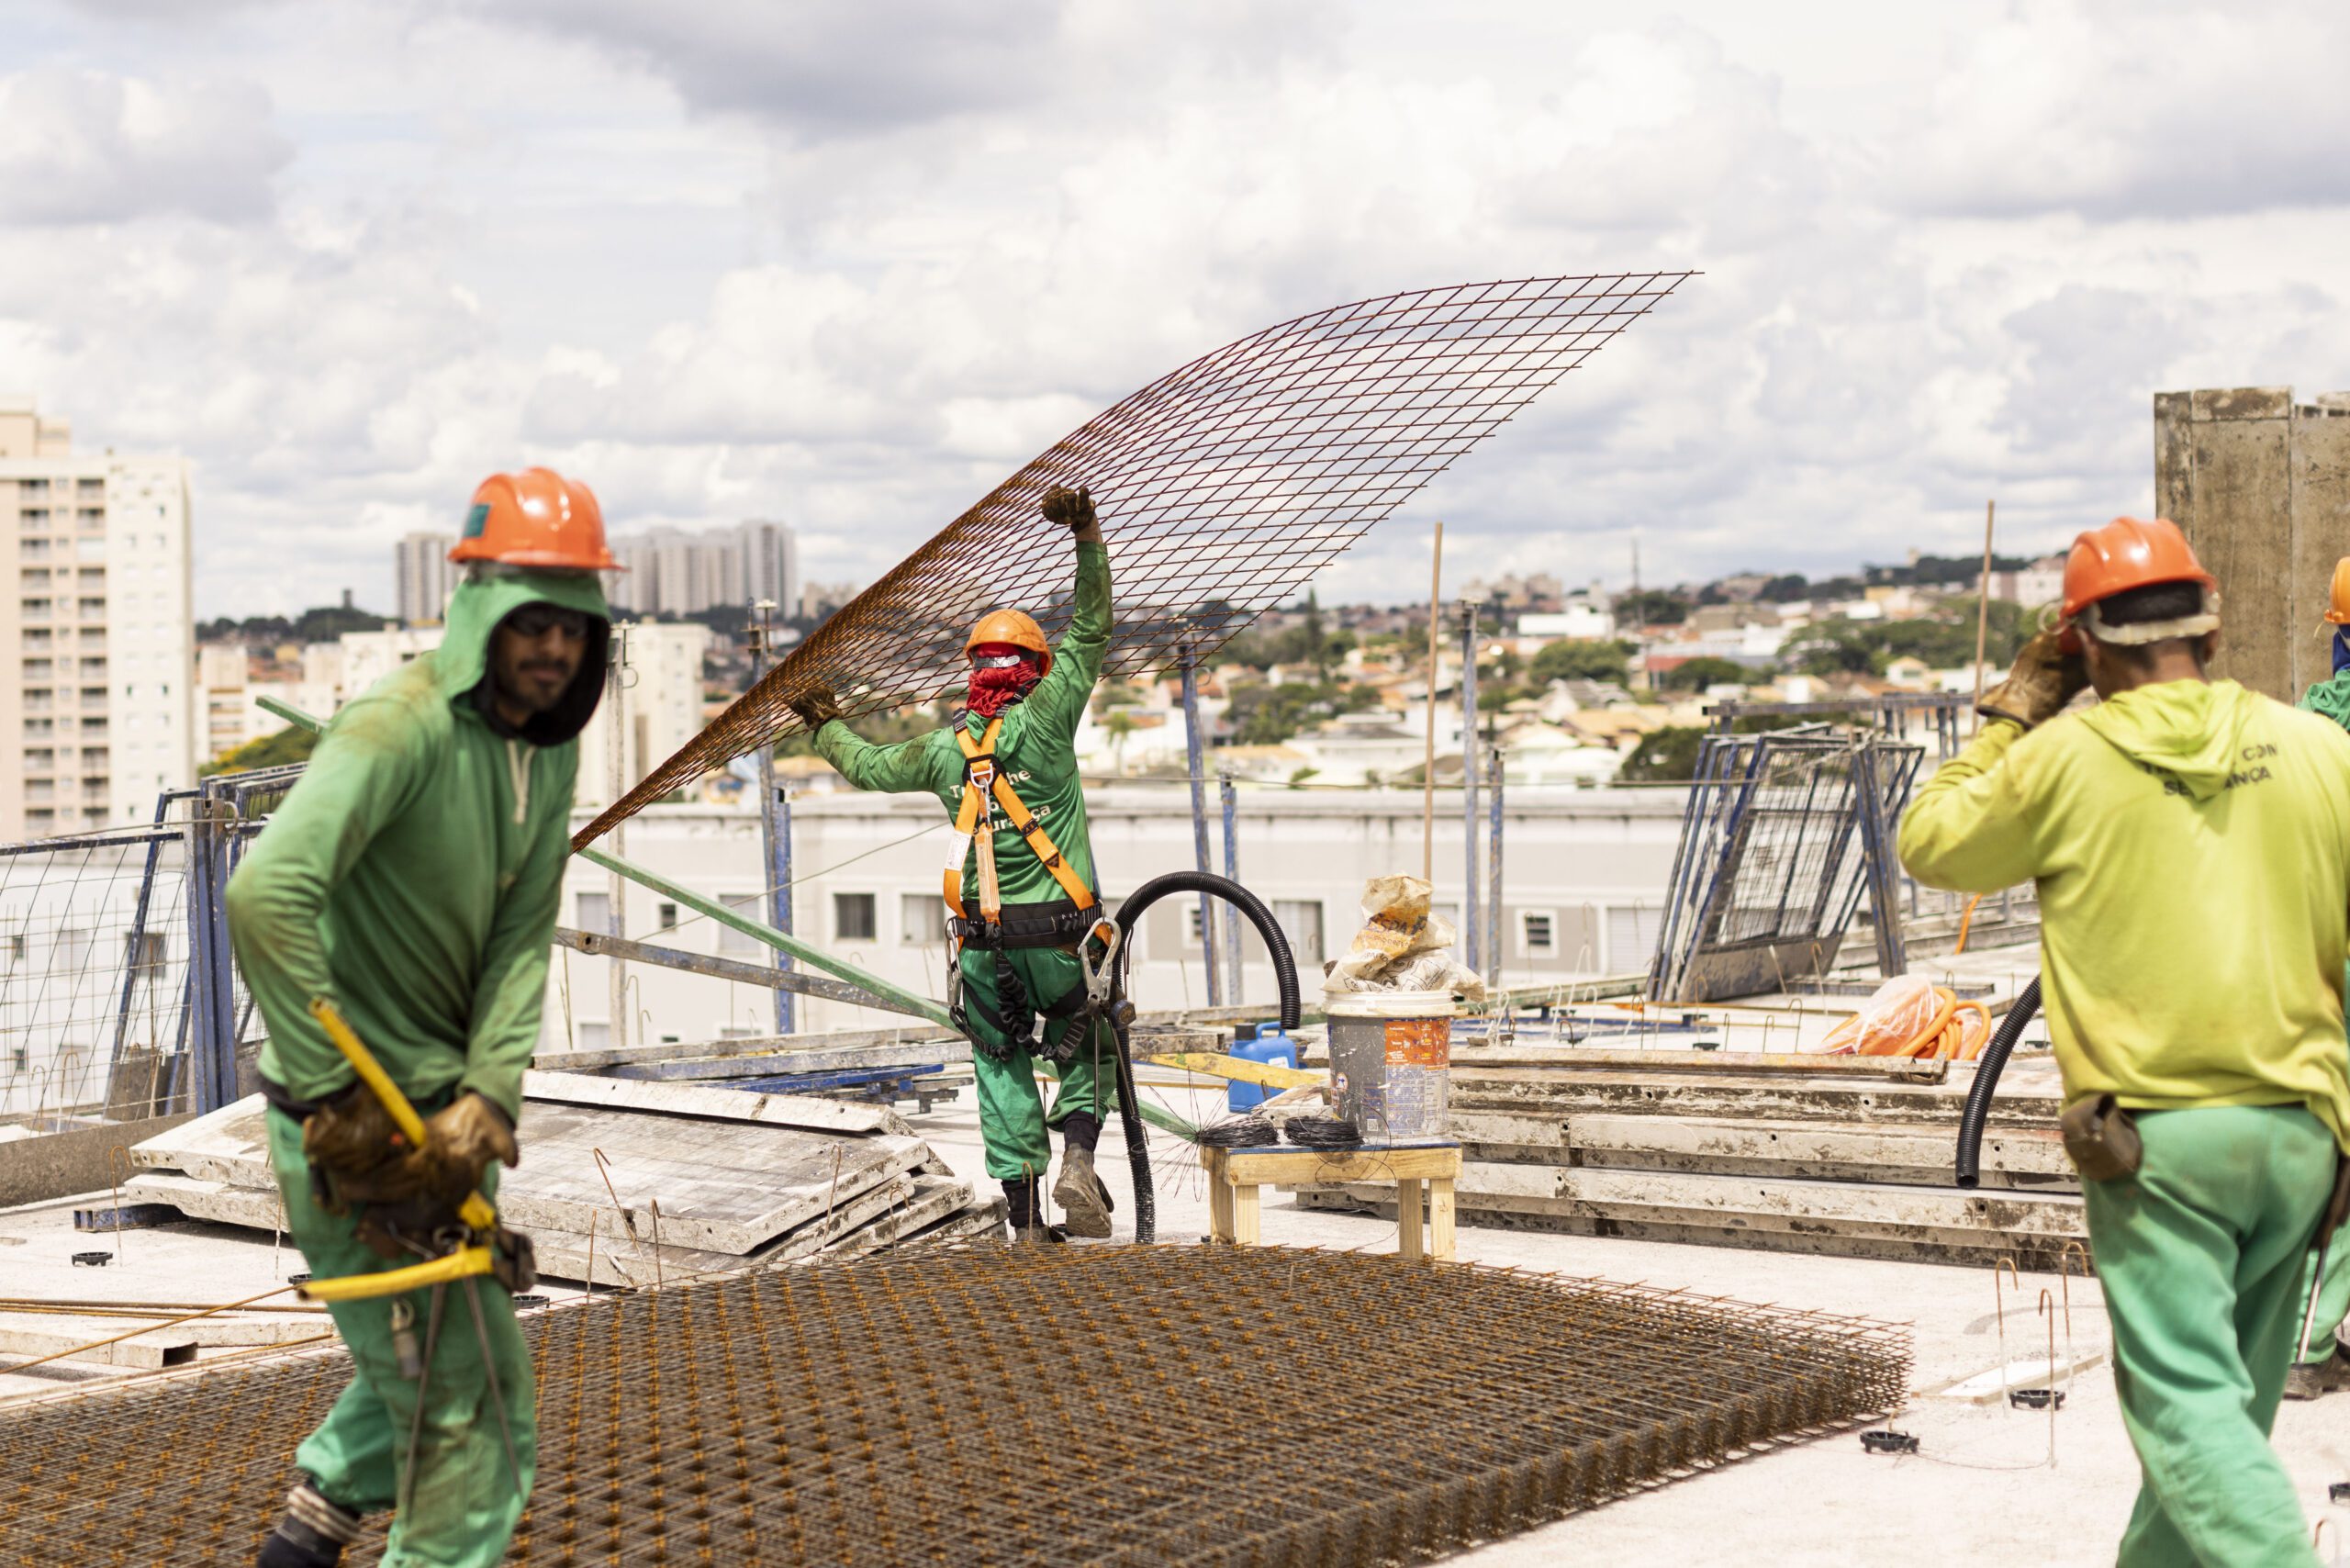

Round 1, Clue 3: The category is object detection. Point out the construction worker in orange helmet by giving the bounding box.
[1902,514,2350,1564]
[232,466,614,1567]
[2285,553,2350,1402]
[789,485,1117,1243]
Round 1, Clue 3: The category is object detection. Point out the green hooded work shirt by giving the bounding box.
[813,540,1110,907]
[227,569,610,1122]
[1900,678,2350,1152]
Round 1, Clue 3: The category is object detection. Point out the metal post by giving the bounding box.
[606,625,630,1052]
[749,600,793,1034]
[185,789,237,1112]
[1459,603,1480,973]
[1487,746,1504,998]
[1219,771,1242,1008]
[1180,647,1220,1006]
[106,793,173,1095]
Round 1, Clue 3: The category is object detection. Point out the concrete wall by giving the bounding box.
[2154,387,2350,700]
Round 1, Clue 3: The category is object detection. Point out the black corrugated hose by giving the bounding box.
[1091,870,1304,1244]
[1954,975,2041,1189]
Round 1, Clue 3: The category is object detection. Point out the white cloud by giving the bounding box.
[0,68,291,225]
[4,0,2348,622]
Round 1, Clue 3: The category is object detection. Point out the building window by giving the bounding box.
[1606,906,1664,972]
[576,890,611,931]
[834,892,877,943]
[1184,905,1205,946]
[656,902,677,931]
[1272,900,1326,969]
[719,895,762,956]
[901,892,938,946]
[575,1021,610,1052]
[1521,911,1556,958]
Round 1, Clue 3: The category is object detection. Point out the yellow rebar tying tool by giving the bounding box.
[298,997,499,1304]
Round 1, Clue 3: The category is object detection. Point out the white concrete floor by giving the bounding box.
[5,1091,2345,1564]
[901,1092,2350,1568]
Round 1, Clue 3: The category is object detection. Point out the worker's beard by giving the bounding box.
[968,662,1043,718]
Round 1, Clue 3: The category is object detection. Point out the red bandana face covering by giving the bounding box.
[967,646,1043,718]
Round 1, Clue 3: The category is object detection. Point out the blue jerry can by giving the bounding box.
[1228,1025,1298,1112]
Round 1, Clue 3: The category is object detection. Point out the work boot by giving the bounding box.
[2283,1341,2350,1400]
[257,1480,363,1566]
[1053,1145,1113,1239]
[1012,1221,1063,1245]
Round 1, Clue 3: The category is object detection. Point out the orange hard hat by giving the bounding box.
[964,609,1052,678]
[2325,558,2350,625]
[2057,516,2215,651]
[449,467,619,572]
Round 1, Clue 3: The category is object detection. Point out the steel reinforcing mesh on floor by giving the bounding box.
[0,1245,1910,1566]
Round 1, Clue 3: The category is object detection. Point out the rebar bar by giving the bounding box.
[0,1244,1908,1566]
[575,272,1695,849]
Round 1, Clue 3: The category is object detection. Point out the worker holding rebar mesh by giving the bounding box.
[790,483,1118,1243]
[1900,516,2350,1565]
[225,468,615,1568]
[2281,554,2350,1403]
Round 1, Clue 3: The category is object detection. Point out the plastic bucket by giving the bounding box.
[1323,987,1455,1141]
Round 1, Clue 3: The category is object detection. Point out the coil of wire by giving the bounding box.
[1196,1114,1281,1148]
[1283,1114,1364,1149]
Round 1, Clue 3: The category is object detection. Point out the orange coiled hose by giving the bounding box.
[1820,985,1991,1061]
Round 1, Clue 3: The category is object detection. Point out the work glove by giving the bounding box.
[789,687,845,729]
[413,1092,520,1206]
[1042,483,1102,544]
[303,1082,423,1203]
[1978,628,2087,729]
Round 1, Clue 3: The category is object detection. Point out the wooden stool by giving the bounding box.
[1199,1141,1460,1261]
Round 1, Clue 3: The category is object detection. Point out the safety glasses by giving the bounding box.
[970,652,1029,670]
[505,605,592,640]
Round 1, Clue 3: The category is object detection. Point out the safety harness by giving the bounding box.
[943,717,1121,1063]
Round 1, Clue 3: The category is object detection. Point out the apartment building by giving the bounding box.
[395,532,457,625]
[609,520,796,618]
[0,398,195,838]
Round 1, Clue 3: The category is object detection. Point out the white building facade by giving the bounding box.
[0,398,195,838]
[395,532,457,625]
[544,787,1688,1054]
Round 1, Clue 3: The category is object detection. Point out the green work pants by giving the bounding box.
[2079,1104,2333,1568]
[265,1108,538,1567]
[957,943,1113,1182]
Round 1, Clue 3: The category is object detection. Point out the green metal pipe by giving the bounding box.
[249,696,1196,1138]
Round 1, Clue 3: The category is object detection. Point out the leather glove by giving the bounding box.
[789,687,844,729]
[303,1082,422,1204]
[1978,628,2087,729]
[1042,484,1102,543]
[414,1092,520,1204]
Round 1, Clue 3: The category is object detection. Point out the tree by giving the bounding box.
[1615,589,1688,626]
[200,724,318,777]
[1660,656,1750,691]
[1618,726,1703,782]
[1530,639,1632,686]
[1101,710,1137,774]
[1302,591,1330,683]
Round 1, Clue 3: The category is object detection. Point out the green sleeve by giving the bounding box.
[223,698,432,1101]
[815,722,956,794]
[1023,540,1111,738]
[458,748,573,1122]
[1895,718,2043,893]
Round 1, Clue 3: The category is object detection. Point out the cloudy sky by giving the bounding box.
[5,0,2346,619]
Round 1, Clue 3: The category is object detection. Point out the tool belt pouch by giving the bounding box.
[2059,1093,2143,1182]
[950,899,1091,951]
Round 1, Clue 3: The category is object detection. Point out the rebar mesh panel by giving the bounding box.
[0,1245,1908,1566]
[576,272,1694,848]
